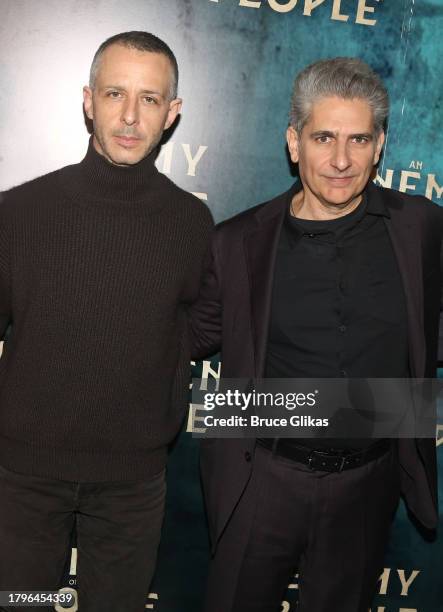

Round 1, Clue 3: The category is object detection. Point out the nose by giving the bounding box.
[121,96,139,126]
[330,140,351,172]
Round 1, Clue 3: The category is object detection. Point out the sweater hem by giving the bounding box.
[0,436,168,483]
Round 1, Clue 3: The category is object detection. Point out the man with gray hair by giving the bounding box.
[0,31,213,611]
[190,57,441,611]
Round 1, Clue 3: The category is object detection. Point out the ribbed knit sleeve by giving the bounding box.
[0,194,11,339]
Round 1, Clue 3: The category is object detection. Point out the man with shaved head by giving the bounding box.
[0,31,212,611]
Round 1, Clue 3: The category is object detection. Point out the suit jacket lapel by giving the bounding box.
[378,189,426,377]
[243,185,299,377]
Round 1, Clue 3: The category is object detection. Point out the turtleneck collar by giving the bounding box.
[61,137,160,205]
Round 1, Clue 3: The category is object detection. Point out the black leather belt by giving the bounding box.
[257,438,392,472]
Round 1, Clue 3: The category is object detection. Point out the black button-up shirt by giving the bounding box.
[264,188,409,449]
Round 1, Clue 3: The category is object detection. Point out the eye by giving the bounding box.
[352,136,369,144]
[143,96,157,105]
[315,135,332,144]
[107,90,122,99]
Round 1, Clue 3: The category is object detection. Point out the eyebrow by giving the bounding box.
[102,85,164,96]
[310,130,374,140]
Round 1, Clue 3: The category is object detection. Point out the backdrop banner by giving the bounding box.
[1,1,442,611]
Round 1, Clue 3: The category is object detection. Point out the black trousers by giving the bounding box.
[0,463,166,612]
[204,443,400,612]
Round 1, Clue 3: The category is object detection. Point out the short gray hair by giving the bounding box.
[289,57,389,135]
[89,31,179,100]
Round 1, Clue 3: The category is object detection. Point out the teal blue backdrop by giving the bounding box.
[151,2,443,611]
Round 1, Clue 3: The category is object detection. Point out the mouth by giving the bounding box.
[324,176,355,187]
[114,135,141,148]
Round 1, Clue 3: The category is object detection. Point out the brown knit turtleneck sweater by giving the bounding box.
[0,140,213,482]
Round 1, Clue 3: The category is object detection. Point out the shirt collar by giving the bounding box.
[283,181,389,249]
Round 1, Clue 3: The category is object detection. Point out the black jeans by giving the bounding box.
[0,463,166,612]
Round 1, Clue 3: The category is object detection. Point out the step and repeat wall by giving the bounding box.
[1,1,442,610]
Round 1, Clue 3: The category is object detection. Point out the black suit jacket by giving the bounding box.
[190,182,442,550]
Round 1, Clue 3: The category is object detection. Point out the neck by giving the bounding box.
[291,190,362,220]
